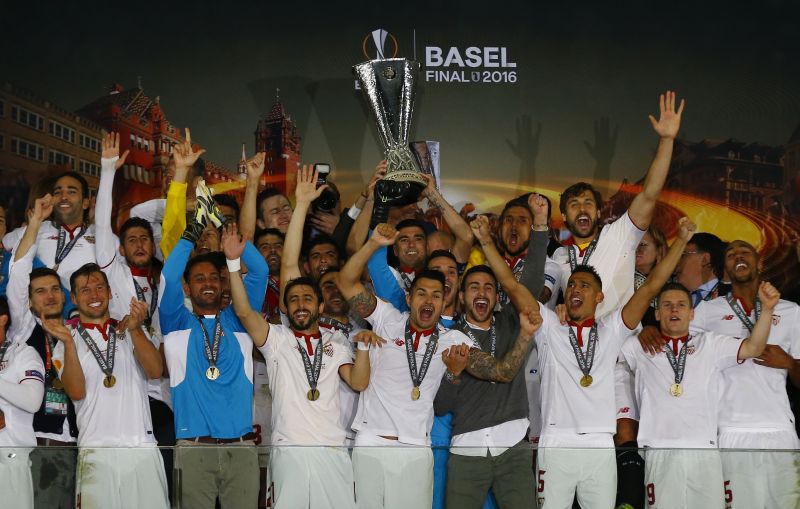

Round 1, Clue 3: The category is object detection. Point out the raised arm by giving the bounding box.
[471,215,539,313]
[338,223,398,318]
[422,174,474,263]
[123,298,163,379]
[628,91,684,230]
[517,193,550,300]
[238,151,266,241]
[96,132,129,267]
[160,128,206,259]
[158,223,200,333]
[279,165,328,310]
[622,217,695,328]
[222,224,269,347]
[346,160,386,257]
[738,282,780,359]
[42,316,85,401]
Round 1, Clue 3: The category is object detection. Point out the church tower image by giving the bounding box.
[254,90,301,197]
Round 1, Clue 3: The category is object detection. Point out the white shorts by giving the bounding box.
[0,448,33,509]
[268,446,355,509]
[76,447,169,509]
[352,434,433,509]
[718,428,800,509]
[536,434,616,509]
[644,448,723,509]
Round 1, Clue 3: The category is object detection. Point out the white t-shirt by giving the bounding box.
[354,298,478,445]
[551,211,644,318]
[0,341,45,447]
[537,305,637,441]
[319,320,364,441]
[691,297,800,431]
[6,222,97,292]
[619,331,743,448]
[54,322,156,447]
[259,324,353,446]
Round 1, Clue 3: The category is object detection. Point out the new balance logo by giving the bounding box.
[722,315,734,320]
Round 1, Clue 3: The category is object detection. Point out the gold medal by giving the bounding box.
[670,383,683,397]
[206,366,220,380]
[579,374,593,388]
[307,388,320,401]
[411,386,421,400]
[51,377,64,390]
[103,374,116,388]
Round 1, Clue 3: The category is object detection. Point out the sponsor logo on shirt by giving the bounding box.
[84,235,95,244]
[618,407,630,414]
[25,369,44,380]
[394,338,404,347]
[722,315,734,320]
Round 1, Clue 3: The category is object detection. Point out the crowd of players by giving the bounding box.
[0,90,798,509]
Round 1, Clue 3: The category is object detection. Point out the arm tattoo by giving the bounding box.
[347,290,377,319]
[466,329,533,383]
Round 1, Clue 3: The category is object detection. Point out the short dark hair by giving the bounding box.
[282,276,323,307]
[119,217,154,242]
[29,268,61,297]
[500,196,533,222]
[69,263,110,295]
[426,249,457,267]
[54,171,90,200]
[410,269,445,293]
[213,194,240,221]
[690,233,727,279]
[559,182,603,214]
[302,233,342,261]
[656,282,691,305]
[460,264,497,292]
[395,219,428,234]
[256,188,287,217]
[0,296,10,332]
[255,227,285,244]
[570,265,603,289]
[183,252,224,282]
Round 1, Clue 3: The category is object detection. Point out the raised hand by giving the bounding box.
[120,298,148,332]
[221,223,246,260]
[173,128,207,170]
[519,306,543,337]
[101,132,130,170]
[245,152,266,181]
[370,223,399,247]
[469,215,492,244]
[648,91,685,139]
[308,209,340,236]
[677,217,697,242]
[758,281,780,310]
[365,160,388,197]
[528,193,549,225]
[28,194,54,226]
[352,330,387,348]
[442,343,470,376]
[40,312,73,344]
[584,117,619,169]
[295,164,327,205]
[421,173,439,199]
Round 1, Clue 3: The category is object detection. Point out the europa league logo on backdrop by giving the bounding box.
[362,28,400,59]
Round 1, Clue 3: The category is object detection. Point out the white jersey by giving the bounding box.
[619,331,743,448]
[524,340,542,442]
[552,211,644,318]
[691,297,800,432]
[0,341,45,447]
[542,257,563,311]
[355,298,478,445]
[259,324,353,446]
[537,305,636,440]
[5,222,97,292]
[319,319,364,441]
[53,322,156,447]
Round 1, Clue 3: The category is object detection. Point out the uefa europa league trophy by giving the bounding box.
[353,58,427,228]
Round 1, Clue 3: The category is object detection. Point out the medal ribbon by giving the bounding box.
[404,319,439,389]
[663,336,691,384]
[195,315,222,369]
[296,335,324,392]
[54,223,87,267]
[0,339,11,367]
[133,277,158,328]
[458,316,497,357]
[567,323,597,378]
[399,271,415,290]
[567,237,599,272]
[725,293,761,333]
[318,316,353,338]
[77,323,116,378]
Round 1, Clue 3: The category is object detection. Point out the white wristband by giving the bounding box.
[226,257,241,272]
[357,341,370,351]
[348,204,362,220]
